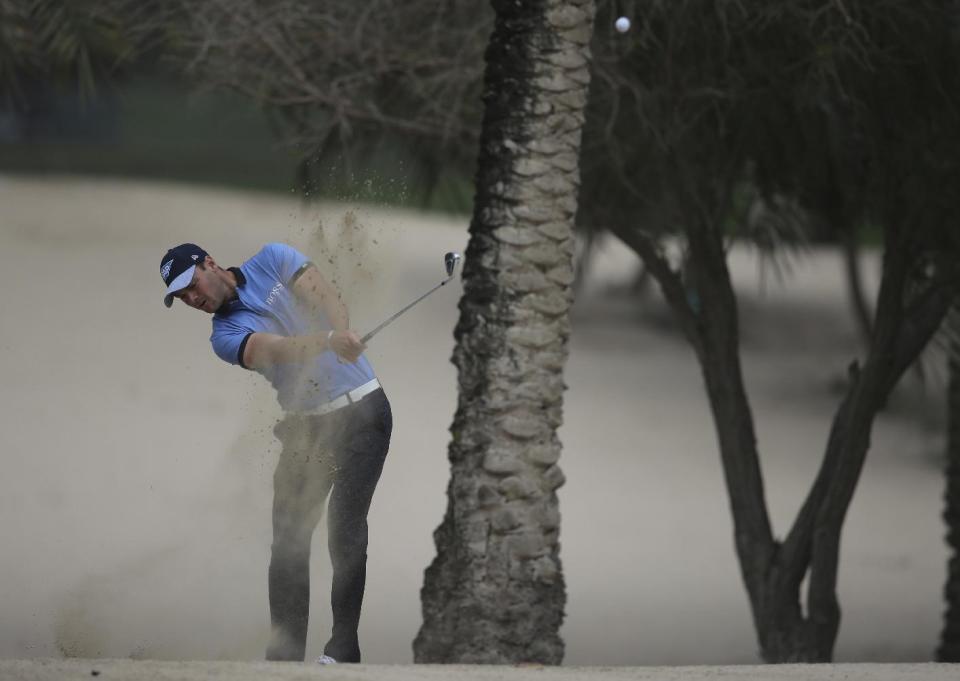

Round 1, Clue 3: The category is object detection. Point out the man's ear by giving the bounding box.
[203,254,217,270]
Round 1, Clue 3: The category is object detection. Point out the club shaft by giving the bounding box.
[361,278,450,344]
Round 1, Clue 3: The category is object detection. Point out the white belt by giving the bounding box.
[303,378,381,416]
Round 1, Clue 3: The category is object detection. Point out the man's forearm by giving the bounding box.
[245,328,364,369]
[324,298,350,331]
[247,331,331,368]
[292,265,350,330]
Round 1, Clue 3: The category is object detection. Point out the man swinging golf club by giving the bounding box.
[159,241,390,665]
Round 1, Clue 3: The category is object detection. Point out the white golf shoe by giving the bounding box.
[315,654,338,665]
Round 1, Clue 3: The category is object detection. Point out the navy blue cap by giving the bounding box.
[160,243,208,307]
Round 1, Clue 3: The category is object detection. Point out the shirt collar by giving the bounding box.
[216,267,246,315]
[228,267,246,287]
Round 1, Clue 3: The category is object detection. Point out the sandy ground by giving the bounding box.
[1,659,959,681]
[0,175,951,667]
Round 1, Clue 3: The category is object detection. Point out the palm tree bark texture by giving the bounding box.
[414,0,595,665]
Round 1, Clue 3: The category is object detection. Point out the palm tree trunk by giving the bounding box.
[413,0,595,664]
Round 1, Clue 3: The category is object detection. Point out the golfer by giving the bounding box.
[159,242,392,664]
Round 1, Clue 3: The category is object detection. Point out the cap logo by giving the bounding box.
[191,255,199,261]
[160,259,174,282]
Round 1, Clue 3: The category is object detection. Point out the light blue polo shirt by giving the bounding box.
[210,242,376,412]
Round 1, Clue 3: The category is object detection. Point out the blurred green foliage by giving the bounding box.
[1,75,295,191]
[0,72,474,211]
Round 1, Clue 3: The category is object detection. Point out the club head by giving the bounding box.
[444,251,462,278]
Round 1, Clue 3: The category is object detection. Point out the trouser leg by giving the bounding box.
[323,391,392,663]
[266,417,334,662]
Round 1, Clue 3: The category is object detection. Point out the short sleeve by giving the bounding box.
[211,320,253,369]
[263,243,310,286]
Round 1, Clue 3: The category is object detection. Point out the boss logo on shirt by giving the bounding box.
[266,281,284,305]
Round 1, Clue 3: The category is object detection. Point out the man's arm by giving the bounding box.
[242,329,364,370]
[242,263,363,370]
[291,263,350,331]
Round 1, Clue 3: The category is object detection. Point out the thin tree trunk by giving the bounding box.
[414,0,595,664]
[938,307,960,661]
[630,216,955,662]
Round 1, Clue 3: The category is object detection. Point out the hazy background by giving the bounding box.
[0,73,951,666]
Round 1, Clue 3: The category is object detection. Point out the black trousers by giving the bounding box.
[265,389,392,663]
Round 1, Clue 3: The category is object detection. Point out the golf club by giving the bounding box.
[360,251,461,344]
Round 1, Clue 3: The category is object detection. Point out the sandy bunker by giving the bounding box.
[0,175,949,665]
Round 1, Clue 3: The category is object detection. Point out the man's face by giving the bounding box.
[175,258,230,313]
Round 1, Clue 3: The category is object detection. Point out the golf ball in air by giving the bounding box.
[615,16,631,33]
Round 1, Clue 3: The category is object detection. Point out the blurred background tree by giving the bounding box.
[176,0,492,207]
[578,0,960,662]
[0,1,313,198]
[0,0,148,107]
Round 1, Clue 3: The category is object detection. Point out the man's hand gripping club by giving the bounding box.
[327,329,365,364]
